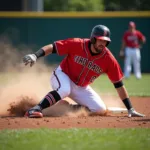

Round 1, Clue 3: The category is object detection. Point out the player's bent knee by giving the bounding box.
[96,107,107,115]
[90,105,107,116]
[57,87,71,99]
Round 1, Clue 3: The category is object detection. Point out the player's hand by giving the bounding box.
[128,108,145,117]
[23,54,37,67]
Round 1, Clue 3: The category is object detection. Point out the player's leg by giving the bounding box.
[133,48,141,79]
[69,83,107,115]
[25,66,71,118]
[124,47,132,78]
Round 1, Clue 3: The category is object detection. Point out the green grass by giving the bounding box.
[0,128,150,150]
[91,73,150,96]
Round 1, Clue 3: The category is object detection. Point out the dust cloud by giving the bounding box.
[0,40,52,116]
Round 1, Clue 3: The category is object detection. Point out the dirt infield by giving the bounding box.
[0,97,150,130]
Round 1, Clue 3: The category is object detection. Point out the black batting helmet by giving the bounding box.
[90,25,111,46]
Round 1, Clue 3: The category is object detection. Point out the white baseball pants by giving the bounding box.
[50,66,106,113]
[124,47,141,79]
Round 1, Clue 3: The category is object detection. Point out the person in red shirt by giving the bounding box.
[119,21,146,79]
[23,25,144,118]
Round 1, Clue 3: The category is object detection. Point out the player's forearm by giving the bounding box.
[116,85,129,100]
[120,41,126,51]
[34,44,54,58]
[42,44,54,56]
[116,85,133,110]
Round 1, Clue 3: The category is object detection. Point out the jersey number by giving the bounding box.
[90,76,97,82]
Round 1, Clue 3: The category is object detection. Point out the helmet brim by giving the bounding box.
[95,36,111,42]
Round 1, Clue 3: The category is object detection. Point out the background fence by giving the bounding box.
[0,11,149,72]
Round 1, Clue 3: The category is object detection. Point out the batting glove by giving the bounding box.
[23,54,37,67]
[128,108,145,117]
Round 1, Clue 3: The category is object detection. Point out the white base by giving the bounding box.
[107,107,127,114]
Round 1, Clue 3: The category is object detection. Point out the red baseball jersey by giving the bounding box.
[54,38,123,87]
[123,30,145,48]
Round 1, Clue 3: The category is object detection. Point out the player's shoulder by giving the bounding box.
[67,38,84,43]
[68,38,90,46]
[105,47,118,62]
[135,30,143,35]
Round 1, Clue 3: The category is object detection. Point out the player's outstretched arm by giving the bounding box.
[114,82,145,117]
[23,44,54,67]
[119,40,126,59]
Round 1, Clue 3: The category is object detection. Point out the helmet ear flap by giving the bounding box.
[91,37,96,44]
[106,41,110,46]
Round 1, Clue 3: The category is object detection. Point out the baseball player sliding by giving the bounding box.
[23,25,145,118]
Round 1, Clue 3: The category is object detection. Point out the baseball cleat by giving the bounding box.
[24,109,43,118]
